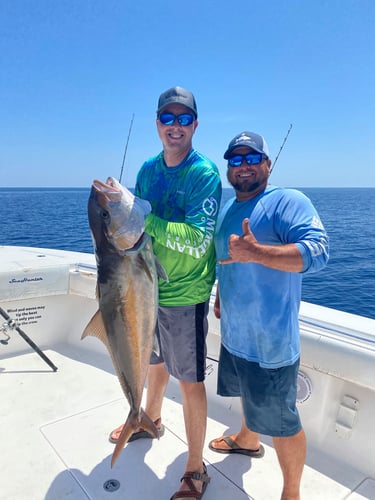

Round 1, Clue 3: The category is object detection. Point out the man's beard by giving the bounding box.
[230,179,262,193]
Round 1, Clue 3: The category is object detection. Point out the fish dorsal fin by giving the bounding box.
[81,310,110,350]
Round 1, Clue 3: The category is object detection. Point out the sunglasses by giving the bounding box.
[158,112,195,127]
[228,153,265,167]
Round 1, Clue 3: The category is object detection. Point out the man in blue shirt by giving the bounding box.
[209,131,329,500]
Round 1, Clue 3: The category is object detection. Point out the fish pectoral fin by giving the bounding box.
[81,310,110,350]
[155,257,168,282]
[137,253,153,282]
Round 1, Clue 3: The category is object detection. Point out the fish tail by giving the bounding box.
[111,411,139,467]
[139,408,159,439]
[110,408,159,467]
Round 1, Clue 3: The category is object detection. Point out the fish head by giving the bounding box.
[88,177,151,253]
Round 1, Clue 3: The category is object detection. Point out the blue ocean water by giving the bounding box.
[1,187,374,320]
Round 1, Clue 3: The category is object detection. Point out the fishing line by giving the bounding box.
[270,123,293,174]
[119,113,135,184]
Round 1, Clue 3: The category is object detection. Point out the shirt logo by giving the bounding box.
[202,197,218,217]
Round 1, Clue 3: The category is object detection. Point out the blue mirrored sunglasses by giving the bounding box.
[158,112,195,127]
[228,153,265,167]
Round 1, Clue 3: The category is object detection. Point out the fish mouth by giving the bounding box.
[93,178,119,191]
[90,177,148,252]
[92,177,133,203]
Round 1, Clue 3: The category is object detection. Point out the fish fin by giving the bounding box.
[136,247,168,283]
[155,257,168,282]
[139,408,159,439]
[82,311,124,386]
[81,310,110,350]
[111,409,159,467]
[111,419,135,467]
[138,254,153,282]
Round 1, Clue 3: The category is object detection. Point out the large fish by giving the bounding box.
[82,177,166,467]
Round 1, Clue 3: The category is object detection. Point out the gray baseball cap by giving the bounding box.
[157,86,198,118]
[224,131,270,159]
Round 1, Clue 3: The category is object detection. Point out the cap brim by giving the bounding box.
[157,102,197,119]
[224,144,264,159]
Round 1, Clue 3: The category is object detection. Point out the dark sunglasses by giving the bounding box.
[158,112,195,127]
[228,153,266,167]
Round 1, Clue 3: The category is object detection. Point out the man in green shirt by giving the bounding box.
[110,86,221,500]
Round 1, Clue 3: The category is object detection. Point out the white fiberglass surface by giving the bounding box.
[0,347,363,500]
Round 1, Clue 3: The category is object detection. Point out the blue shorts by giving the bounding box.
[150,301,209,383]
[217,345,302,437]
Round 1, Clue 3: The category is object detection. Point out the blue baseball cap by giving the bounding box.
[224,131,270,159]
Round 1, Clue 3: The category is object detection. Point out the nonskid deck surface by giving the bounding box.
[0,347,373,500]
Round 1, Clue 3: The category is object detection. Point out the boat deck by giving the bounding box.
[1,345,373,500]
[1,245,374,499]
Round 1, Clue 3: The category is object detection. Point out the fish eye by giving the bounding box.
[100,209,110,220]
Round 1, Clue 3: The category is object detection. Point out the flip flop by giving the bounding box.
[109,419,165,444]
[208,436,265,458]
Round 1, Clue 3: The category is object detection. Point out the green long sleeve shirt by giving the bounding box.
[135,148,222,306]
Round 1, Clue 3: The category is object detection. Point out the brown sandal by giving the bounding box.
[170,463,210,499]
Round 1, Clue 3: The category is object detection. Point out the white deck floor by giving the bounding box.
[1,344,373,500]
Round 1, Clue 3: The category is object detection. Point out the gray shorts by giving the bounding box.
[150,301,209,382]
[217,345,302,437]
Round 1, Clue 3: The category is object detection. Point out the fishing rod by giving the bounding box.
[0,306,58,371]
[270,123,293,174]
[119,113,135,184]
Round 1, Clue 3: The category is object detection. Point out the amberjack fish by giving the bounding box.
[82,177,166,467]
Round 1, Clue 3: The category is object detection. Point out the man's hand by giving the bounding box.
[219,218,303,272]
[219,218,259,264]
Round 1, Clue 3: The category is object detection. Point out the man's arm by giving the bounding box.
[220,218,304,272]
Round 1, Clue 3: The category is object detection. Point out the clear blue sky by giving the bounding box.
[1,0,374,188]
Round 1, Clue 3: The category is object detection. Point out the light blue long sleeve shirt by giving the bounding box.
[215,185,329,368]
